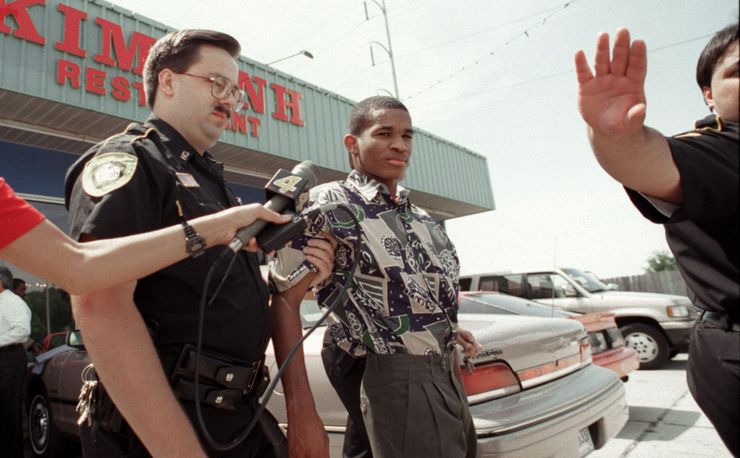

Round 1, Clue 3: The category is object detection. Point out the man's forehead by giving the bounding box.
[189,45,239,78]
[368,108,412,128]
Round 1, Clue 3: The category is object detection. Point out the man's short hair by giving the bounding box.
[696,22,738,90]
[0,267,13,290]
[143,29,241,108]
[13,278,26,289]
[348,96,409,136]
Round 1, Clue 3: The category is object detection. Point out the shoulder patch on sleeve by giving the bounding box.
[81,152,138,197]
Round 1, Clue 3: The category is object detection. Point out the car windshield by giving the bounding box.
[561,268,609,293]
[459,293,572,318]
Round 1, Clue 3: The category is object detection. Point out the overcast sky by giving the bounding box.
[110,0,738,278]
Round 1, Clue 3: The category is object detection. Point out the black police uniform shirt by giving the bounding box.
[626,114,739,316]
[65,116,271,365]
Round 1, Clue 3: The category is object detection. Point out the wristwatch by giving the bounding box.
[182,220,206,258]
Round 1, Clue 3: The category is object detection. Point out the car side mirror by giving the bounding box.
[563,285,578,297]
[606,283,619,291]
[66,330,85,349]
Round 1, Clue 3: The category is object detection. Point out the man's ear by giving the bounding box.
[702,85,716,112]
[158,69,176,97]
[344,134,358,168]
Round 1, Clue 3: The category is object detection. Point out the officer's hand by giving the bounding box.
[287,413,329,458]
[575,28,648,136]
[304,231,338,288]
[457,327,482,358]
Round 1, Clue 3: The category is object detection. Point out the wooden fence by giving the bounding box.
[602,270,689,296]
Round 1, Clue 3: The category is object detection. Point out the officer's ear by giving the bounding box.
[158,69,177,98]
[702,85,716,113]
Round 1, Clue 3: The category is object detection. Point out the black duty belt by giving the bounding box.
[170,344,269,410]
[700,310,740,332]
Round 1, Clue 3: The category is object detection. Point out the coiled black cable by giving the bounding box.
[193,203,362,452]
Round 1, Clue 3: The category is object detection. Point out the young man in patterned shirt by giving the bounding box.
[270,96,479,458]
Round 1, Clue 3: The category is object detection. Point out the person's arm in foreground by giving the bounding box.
[0,204,289,294]
[71,250,206,457]
[271,238,336,458]
[575,28,682,204]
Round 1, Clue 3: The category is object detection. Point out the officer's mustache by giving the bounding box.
[213,105,232,120]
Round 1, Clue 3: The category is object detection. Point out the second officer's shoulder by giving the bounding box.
[673,114,737,139]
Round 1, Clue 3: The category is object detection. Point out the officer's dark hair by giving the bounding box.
[143,29,241,108]
[0,267,13,290]
[696,22,738,92]
[347,96,410,167]
[13,278,26,290]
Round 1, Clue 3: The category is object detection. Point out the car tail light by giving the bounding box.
[461,361,520,403]
[580,337,593,365]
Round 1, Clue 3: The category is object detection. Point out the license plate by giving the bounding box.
[578,427,595,457]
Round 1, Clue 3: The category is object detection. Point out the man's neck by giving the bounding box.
[152,108,207,155]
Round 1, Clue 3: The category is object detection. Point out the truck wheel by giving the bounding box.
[620,323,670,370]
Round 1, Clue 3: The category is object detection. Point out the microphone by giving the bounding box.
[228,161,319,252]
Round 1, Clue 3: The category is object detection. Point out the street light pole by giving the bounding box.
[365,0,399,99]
[267,49,314,66]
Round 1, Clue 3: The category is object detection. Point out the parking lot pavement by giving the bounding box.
[591,354,732,458]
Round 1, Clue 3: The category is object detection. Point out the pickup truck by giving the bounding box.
[459,267,699,369]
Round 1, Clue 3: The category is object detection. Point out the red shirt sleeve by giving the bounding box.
[0,178,45,250]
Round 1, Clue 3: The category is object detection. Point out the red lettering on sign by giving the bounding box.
[56,59,80,88]
[132,81,146,107]
[93,18,155,75]
[231,113,247,134]
[271,84,305,127]
[0,0,46,45]
[238,71,266,114]
[247,116,261,137]
[85,67,106,95]
[55,3,87,57]
[111,76,130,101]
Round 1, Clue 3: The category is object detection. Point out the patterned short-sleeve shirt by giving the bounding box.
[270,170,460,357]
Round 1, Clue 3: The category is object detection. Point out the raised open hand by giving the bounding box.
[575,28,648,136]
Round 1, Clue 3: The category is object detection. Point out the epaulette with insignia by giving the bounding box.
[674,114,725,139]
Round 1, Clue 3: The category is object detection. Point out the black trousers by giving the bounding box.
[80,394,284,457]
[321,340,373,458]
[686,319,740,457]
[0,343,26,458]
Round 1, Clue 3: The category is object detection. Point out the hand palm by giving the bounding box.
[579,75,646,135]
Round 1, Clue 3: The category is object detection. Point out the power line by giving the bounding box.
[405,0,586,101]
[406,33,717,110]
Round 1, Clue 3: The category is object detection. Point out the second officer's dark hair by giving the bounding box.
[696,22,738,91]
[143,29,241,109]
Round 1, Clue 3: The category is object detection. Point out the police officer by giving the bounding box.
[575,24,739,455]
[65,30,334,457]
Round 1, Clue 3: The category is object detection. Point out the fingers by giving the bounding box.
[626,102,647,130]
[593,32,611,77]
[304,237,336,286]
[574,49,594,85]
[626,38,647,85]
[610,27,631,76]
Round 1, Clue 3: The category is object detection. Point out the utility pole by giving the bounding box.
[365,0,400,98]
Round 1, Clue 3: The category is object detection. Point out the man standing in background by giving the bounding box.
[0,266,32,458]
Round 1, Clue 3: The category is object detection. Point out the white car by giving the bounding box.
[265,301,628,457]
[460,267,698,369]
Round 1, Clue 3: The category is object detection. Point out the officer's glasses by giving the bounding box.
[177,72,246,112]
